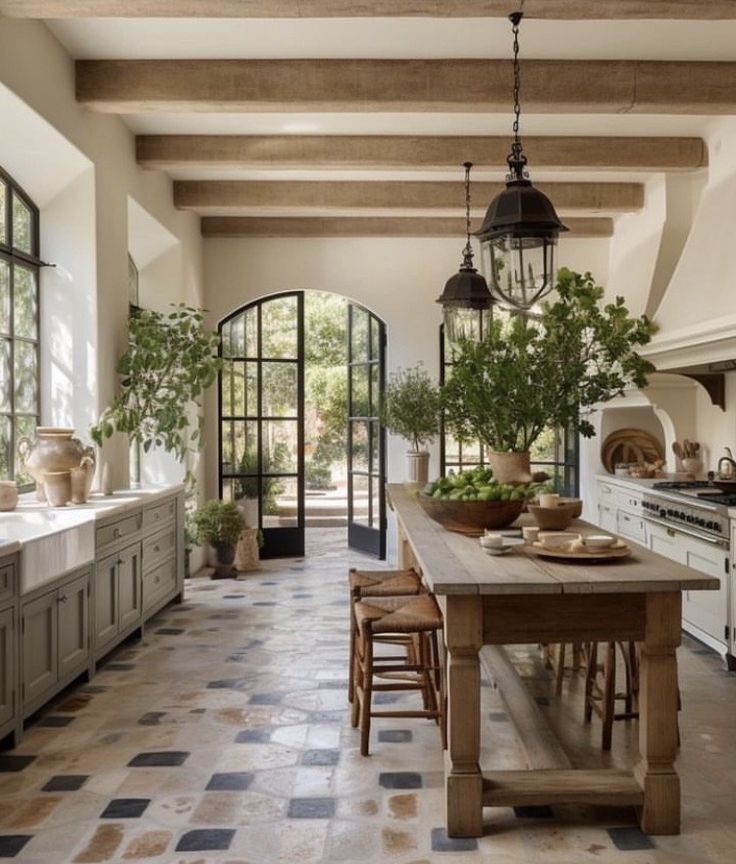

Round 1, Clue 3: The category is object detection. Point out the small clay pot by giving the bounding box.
[44,470,72,507]
[0,480,18,511]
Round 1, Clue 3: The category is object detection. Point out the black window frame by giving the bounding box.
[439,310,579,497]
[0,165,42,489]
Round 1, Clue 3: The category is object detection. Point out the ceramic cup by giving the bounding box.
[480,533,504,548]
[538,492,560,509]
[522,525,540,543]
[44,470,71,507]
[0,480,18,511]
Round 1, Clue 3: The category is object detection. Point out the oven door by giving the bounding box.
[645,519,729,654]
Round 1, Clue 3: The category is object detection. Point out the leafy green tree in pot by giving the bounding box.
[191,500,245,578]
[441,269,656,483]
[381,363,442,484]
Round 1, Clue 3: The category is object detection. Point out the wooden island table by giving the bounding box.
[387,484,720,838]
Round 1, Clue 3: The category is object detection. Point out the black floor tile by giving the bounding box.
[138,712,166,726]
[79,685,108,694]
[488,711,508,722]
[513,805,554,819]
[223,595,246,599]
[374,693,401,705]
[235,729,271,743]
[253,601,277,607]
[105,663,135,671]
[100,798,150,818]
[249,692,282,705]
[207,679,246,690]
[175,829,235,852]
[155,628,184,635]
[128,751,189,767]
[302,749,339,766]
[36,715,74,728]
[292,593,313,599]
[0,835,32,857]
[377,730,413,743]
[534,696,551,707]
[42,775,88,792]
[318,680,348,689]
[309,710,347,723]
[608,826,655,851]
[430,827,478,852]
[206,772,254,791]
[379,772,423,790]
[287,798,336,819]
[0,756,35,773]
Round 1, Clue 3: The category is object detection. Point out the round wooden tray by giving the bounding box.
[527,540,631,562]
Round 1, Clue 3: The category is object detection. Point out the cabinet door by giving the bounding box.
[118,543,142,632]
[647,521,687,564]
[682,536,729,647]
[58,572,89,681]
[616,509,647,545]
[95,552,118,649]
[22,591,58,707]
[597,502,617,533]
[0,607,15,728]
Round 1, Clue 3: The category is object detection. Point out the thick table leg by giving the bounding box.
[635,592,681,835]
[443,595,483,838]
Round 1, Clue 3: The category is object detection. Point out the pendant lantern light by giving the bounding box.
[436,162,492,346]
[475,8,568,311]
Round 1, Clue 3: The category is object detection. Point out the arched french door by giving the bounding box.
[218,291,386,559]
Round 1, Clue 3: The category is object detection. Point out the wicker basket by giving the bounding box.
[417,494,525,536]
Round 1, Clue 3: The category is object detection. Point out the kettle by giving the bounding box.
[717,447,736,479]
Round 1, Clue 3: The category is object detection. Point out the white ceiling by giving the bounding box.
[47,17,736,61]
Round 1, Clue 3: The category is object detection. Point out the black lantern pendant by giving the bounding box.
[437,162,492,345]
[475,10,568,311]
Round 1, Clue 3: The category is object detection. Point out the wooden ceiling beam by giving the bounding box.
[4,1,735,19]
[137,134,708,173]
[76,59,736,115]
[201,216,615,239]
[174,179,644,214]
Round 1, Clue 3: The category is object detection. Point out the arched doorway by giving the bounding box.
[218,290,386,560]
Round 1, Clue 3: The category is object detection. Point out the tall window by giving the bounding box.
[439,309,579,496]
[0,167,40,486]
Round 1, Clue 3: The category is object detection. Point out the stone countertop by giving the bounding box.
[0,483,184,551]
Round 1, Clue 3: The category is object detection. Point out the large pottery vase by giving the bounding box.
[17,427,95,502]
[488,450,532,484]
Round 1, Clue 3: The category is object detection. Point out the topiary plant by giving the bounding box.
[381,363,442,453]
[190,500,244,548]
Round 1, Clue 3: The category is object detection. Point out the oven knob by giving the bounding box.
[679,511,687,520]
[706,521,715,530]
[698,518,706,527]
[686,515,694,523]
[715,524,722,532]
[659,508,667,518]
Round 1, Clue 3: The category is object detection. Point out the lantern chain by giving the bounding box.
[507,3,529,181]
[461,161,475,269]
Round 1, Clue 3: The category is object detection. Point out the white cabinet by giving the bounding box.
[647,521,728,652]
[595,478,646,546]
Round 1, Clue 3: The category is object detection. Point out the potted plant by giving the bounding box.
[191,499,245,578]
[382,364,442,484]
[441,269,656,483]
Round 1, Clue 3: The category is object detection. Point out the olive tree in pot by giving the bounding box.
[191,500,245,578]
[441,269,656,484]
[381,364,441,484]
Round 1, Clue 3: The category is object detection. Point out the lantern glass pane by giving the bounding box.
[443,307,483,347]
[479,233,557,311]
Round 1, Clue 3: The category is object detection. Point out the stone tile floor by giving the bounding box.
[0,529,734,863]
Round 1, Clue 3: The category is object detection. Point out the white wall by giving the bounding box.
[202,235,610,499]
[0,19,204,491]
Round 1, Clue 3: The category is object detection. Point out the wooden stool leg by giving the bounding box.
[555,643,566,695]
[348,589,357,704]
[351,636,362,729]
[584,642,597,723]
[602,642,616,751]
[360,625,374,757]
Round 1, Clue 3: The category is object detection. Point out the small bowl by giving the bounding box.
[538,532,581,550]
[480,534,504,549]
[582,534,616,550]
[485,546,512,556]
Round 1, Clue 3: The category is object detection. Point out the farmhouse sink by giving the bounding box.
[0,510,94,593]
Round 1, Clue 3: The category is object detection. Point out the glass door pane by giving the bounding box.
[219,293,304,559]
[347,304,386,558]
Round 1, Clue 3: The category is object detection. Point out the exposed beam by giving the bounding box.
[201,216,614,239]
[76,59,736,115]
[137,134,708,173]
[4,1,735,19]
[174,180,644,214]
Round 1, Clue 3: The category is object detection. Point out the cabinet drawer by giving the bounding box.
[616,509,646,544]
[0,562,15,605]
[142,525,177,573]
[96,513,142,549]
[143,558,177,612]
[143,498,176,534]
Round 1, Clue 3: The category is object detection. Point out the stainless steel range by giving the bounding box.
[641,481,731,547]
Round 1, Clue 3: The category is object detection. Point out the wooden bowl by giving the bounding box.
[416,494,525,536]
[528,501,580,531]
